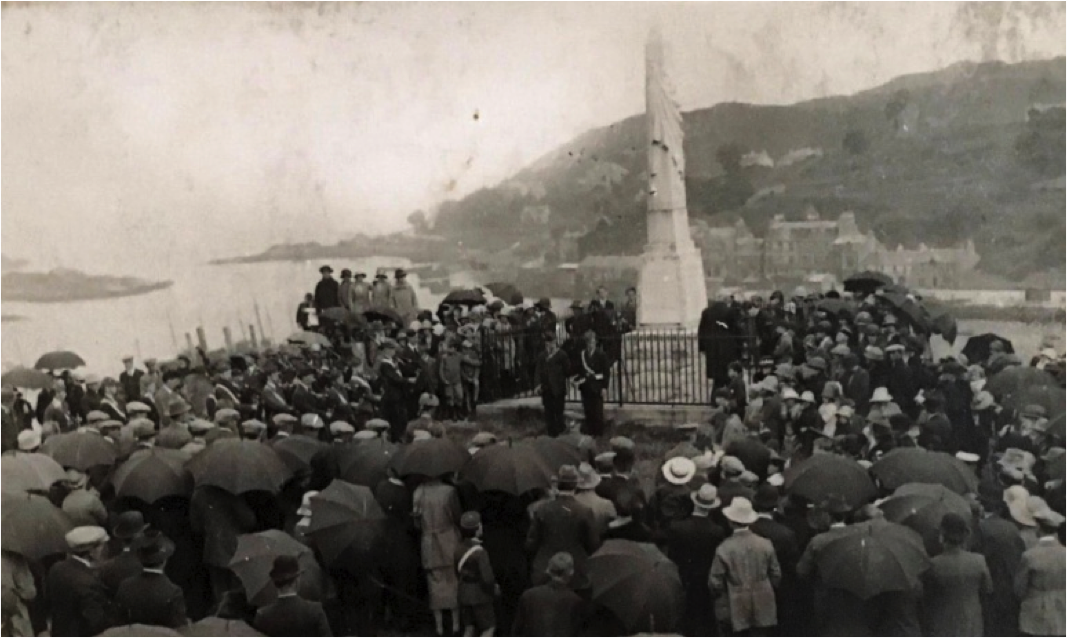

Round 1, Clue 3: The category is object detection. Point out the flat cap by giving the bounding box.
[365,418,390,431]
[609,436,635,452]
[86,410,109,424]
[241,419,267,433]
[300,413,325,429]
[66,526,108,551]
[214,408,240,423]
[126,401,151,413]
[329,421,356,434]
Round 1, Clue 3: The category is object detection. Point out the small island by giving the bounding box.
[1,268,173,303]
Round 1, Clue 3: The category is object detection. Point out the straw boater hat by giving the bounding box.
[722,497,759,525]
[1003,485,1036,527]
[691,484,721,509]
[864,346,884,361]
[17,429,41,452]
[577,463,601,491]
[661,457,697,485]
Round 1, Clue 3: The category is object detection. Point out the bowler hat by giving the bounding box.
[269,555,303,583]
[753,483,780,512]
[536,298,551,309]
[112,511,148,540]
[136,530,175,566]
[319,265,333,274]
[395,268,407,278]
[556,464,579,489]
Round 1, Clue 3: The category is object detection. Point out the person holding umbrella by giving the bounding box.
[709,497,782,636]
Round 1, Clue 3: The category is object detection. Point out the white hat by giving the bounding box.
[691,484,721,509]
[955,451,980,464]
[412,429,432,441]
[300,413,325,429]
[661,457,697,485]
[329,421,355,435]
[767,473,785,487]
[780,387,800,401]
[432,324,446,336]
[800,390,816,404]
[836,405,855,418]
[65,526,108,551]
[126,401,151,414]
[409,320,422,331]
[1004,485,1035,526]
[722,497,759,525]
[17,429,41,451]
[1039,347,1058,360]
[870,387,893,403]
[365,418,390,431]
[353,430,379,440]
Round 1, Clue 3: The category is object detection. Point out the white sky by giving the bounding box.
[2,2,1064,274]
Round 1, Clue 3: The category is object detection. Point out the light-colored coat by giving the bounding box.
[709,527,781,632]
[391,282,419,325]
[1015,536,1066,637]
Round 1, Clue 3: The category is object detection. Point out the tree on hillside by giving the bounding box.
[842,129,870,156]
[407,210,429,234]
[715,142,746,175]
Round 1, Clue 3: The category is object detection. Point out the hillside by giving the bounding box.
[429,57,1066,282]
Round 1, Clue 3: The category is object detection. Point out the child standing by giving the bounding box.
[454,511,497,637]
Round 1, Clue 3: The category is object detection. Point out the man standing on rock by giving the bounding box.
[313,265,340,314]
[535,335,570,437]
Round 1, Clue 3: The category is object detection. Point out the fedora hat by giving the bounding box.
[577,463,601,491]
[167,399,191,418]
[112,511,148,541]
[722,497,759,525]
[753,483,780,511]
[269,555,303,583]
[319,265,333,274]
[870,387,893,404]
[556,464,580,489]
[662,457,697,485]
[691,484,721,509]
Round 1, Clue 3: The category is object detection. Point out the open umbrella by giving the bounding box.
[783,453,877,509]
[1,452,67,493]
[986,366,1058,400]
[1,492,73,560]
[527,435,585,471]
[306,479,386,562]
[362,305,403,324]
[461,442,555,495]
[336,438,399,487]
[98,625,182,637]
[179,618,262,637]
[42,431,118,471]
[270,435,325,474]
[0,366,54,390]
[814,519,929,600]
[843,271,893,295]
[33,350,86,371]
[961,333,1014,364]
[587,539,684,634]
[389,438,470,478]
[1001,385,1067,418]
[880,483,973,555]
[110,448,193,503]
[187,440,292,495]
[228,530,325,607]
[443,288,487,306]
[484,282,524,306]
[286,330,331,347]
[869,448,977,495]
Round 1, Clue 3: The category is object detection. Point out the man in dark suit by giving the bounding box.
[574,330,610,436]
[313,265,340,314]
[115,531,187,628]
[511,552,585,637]
[665,484,727,636]
[525,465,600,592]
[749,483,803,635]
[377,340,414,443]
[46,525,117,637]
[119,356,144,408]
[536,336,570,437]
[253,556,333,636]
[289,368,321,418]
[98,511,149,594]
[596,444,647,512]
[373,470,420,631]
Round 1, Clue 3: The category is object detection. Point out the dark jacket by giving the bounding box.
[572,347,609,396]
[189,486,258,567]
[46,556,116,637]
[525,495,600,589]
[602,518,653,543]
[98,548,143,595]
[666,513,726,593]
[698,302,742,386]
[536,349,571,398]
[313,277,340,312]
[115,569,187,628]
[454,539,496,606]
[253,593,333,637]
[511,581,585,636]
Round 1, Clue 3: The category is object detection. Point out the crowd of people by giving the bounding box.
[1,265,1065,637]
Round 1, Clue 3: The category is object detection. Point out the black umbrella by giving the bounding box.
[843,271,893,295]
[33,350,86,371]
[306,479,386,562]
[484,282,524,306]
[461,442,554,495]
[0,366,54,390]
[783,453,877,509]
[815,298,854,318]
[110,448,193,503]
[879,294,931,333]
[362,306,402,324]
[961,333,1014,364]
[336,438,399,487]
[389,438,470,478]
[42,431,118,471]
[186,440,293,495]
[443,288,487,306]
[319,307,365,328]
[2,492,73,560]
[587,540,684,633]
[931,312,958,345]
[270,435,326,474]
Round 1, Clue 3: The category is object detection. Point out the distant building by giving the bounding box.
[691,206,978,289]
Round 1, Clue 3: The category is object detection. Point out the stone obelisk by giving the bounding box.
[637,28,707,329]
